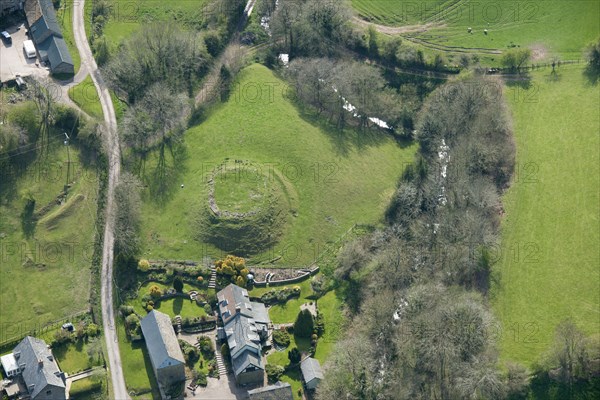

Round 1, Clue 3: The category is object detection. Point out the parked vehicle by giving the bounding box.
[23,39,36,59]
[15,75,26,90]
[1,31,12,44]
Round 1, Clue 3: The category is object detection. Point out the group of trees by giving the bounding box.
[270,0,354,58]
[317,78,520,399]
[294,309,315,338]
[214,255,250,287]
[501,48,532,73]
[285,57,416,134]
[1,81,102,199]
[113,172,142,258]
[104,23,211,102]
[319,285,530,400]
[120,82,189,175]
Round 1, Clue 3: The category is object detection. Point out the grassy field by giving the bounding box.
[491,65,600,366]
[69,75,103,119]
[352,0,448,25]
[102,0,208,49]
[0,107,99,339]
[139,63,416,265]
[354,0,600,61]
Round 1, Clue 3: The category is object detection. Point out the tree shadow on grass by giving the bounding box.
[0,170,19,204]
[583,65,599,86]
[130,338,161,398]
[75,338,84,352]
[293,334,312,355]
[293,104,393,158]
[503,73,533,90]
[146,140,188,207]
[20,197,37,239]
[172,297,184,316]
[52,343,68,363]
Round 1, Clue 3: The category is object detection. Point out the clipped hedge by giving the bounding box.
[259,286,301,305]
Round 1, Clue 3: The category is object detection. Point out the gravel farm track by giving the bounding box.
[71,1,127,398]
[69,1,258,398]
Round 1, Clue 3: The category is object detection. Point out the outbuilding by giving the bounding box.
[0,353,19,377]
[300,357,324,391]
[140,310,186,388]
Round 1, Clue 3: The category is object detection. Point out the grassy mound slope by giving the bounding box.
[140,64,417,265]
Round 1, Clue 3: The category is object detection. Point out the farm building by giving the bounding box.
[24,0,74,74]
[217,284,271,385]
[247,381,293,400]
[12,336,67,400]
[140,310,186,388]
[301,357,324,391]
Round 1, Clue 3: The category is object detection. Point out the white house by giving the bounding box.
[0,353,19,377]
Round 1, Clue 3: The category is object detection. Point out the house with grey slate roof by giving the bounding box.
[12,336,66,400]
[247,381,293,400]
[217,284,271,385]
[140,310,186,389]
[300,357,324,391]
[24,0,74,74]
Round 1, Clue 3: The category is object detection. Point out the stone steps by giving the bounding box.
[215,350,228,376]
[208,266,217,289]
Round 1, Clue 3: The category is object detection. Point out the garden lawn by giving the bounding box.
[140,63,416,265]
[313,289,344,364]
[492,65,600,366]
[128,282,208,319]
[69,374,106,399]
[0,114,99,336]
[267,334,311,400]
[117,320,160,398]
[252,280,313,324]
[69,75,103,119]
[53,340,103,374]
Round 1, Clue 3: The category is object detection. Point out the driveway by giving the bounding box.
[178,331,248,399]
[186,374,248,400]
[0,21,49,82]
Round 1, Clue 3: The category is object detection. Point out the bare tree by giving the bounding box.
[113,172,142,258]
[549,319,592,387]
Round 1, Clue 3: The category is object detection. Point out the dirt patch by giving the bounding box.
[530,44,548,61]
[353,16,445,35]
[42,194,85,231]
